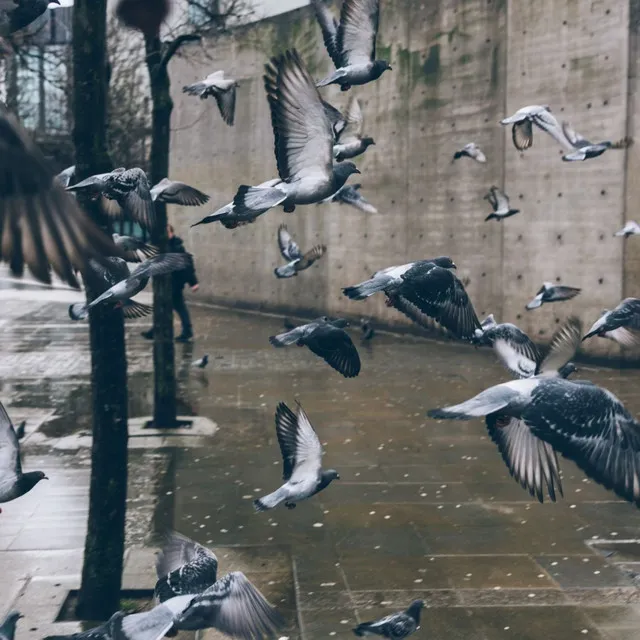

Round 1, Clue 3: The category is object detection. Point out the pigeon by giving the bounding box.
[526,282,581,310]
[343,258,481,339]
[583,298,640,347]
[353,600,424,638]
[452,142,486,163]
[192,355,209,369]
[115,0,169,37]
[332,97,375,161]
[312,0,391,91]
[183,71,239,126]
[14,420,25,440]
[254,401,339,511]
[484,185,519,222]
[67,167,156,231]
[360,317,375,341]
[150,178,209,206]
[0,612,22,640]
[112,233,158,263]
[0,105,121,288]
[68,253,190,321]
[322,183,378,213]
[428,373,640,506]
[270,316,361,378]
[275,224,326,278]
[560,122,631,162]
[190,179,283,229]
[231,51,361,218]
[55,165,75,188]
[0,400,47,513]
[322,98,347,138]
[1,0,59,35]
[501,105,568,151]
[614,221,640,237]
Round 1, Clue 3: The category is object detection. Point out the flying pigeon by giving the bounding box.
[112,233,158,263]
[343,258,481,339]
[583,298,640,347]
[560,122,631,162]
[322,183,378,213]
[0,612,22,640]
[68,253,190,321]
[192,355,209,369]
[255,401,339,511]
[231,51,361,218]
[0,401,47,513]
[360,317,375,341]
[0,105,121,288]
[270,316,361,378]
[67,167,156,231]
[353,600,424,638]
[322,98,347,138]
[275,224,326,278]
[190,179,282,229]
[312,0,391,91]
[150,178,209,206]
[428,373,640,506]
[526,282,581,310]
[452,143,486,163]
[55,165,75,188]
[183,71,239,126]
[484,185,519,222]
[0,0,59,35]
[332,97,375,161]
[115,0,169,37]
[501,105,567,151]
[614,221,640,237]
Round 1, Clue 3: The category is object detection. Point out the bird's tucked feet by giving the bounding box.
[285,502,297,509]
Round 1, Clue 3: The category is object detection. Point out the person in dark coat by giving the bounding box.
[142,224,199,342]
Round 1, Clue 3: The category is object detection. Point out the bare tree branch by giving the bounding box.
[159,32,201,70]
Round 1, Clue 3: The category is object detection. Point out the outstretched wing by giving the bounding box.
[336,0,380,66]
[296,245,326,270]
[512,120,533,150]
[305,323,361,378]
[214,85,237,127]
[277,224,301,261]
[562,121,591,148]
[337,96,363,143]
[131,253,192,280]
[311,0,342,68]
[537,316,581,376]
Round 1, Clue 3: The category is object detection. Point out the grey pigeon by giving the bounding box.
[150,178,209,206]
[560,121,631,162]
[323,183,378,213]
[0,105,120,287]
[353,600,423,638]
[501,105,566,151]
[270,316,361,378]
[343,257,481,339]
[275,224,326,278]
[526,282,581,310]
[182,71,239,126]
[583,298,640,347]
[112,233,158,263]
[614,221,640,237]
[322,98,347,138]
[254,401,339,511]
[231,51,360,218]
[0,400,47,513]
[192,355,209,369]
[332,96,375,161]
[1,0,59,35]
[429,373,640,506]
[313,0,391,91]
[55,165,75,188]
[484,185,519,222]
[0,612,22,640]
[15,420,25,440]
[68,253,190,321]
[453,142,486,163]
[190,179,282,229]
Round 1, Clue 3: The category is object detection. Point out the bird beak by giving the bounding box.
[451,263,457,269]
[43,476,49,480]
[336,474,341,480]
[354,169,361,174]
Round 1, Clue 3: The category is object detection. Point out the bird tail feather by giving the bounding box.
[254,489,286,512]
[233,186,287,216]
[343,278,386,300]
[122,300,153,319]
[274,265,295,279]
[484,213,498,222]
[428,384,522,420]
[353,622,376,636]
[269,331,299,347]
[68,303,88,321]
[316,69,347,87]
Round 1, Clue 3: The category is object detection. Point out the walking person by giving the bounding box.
[142,224,199,342]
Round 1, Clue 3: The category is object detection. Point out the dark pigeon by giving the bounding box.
[526,282,581,310]
[192,355,209,369]
[353,600,424,638]
[583,298,640,347]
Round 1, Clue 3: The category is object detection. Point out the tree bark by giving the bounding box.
[73,0,129,620]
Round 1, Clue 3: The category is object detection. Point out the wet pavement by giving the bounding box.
[1,275,640,639]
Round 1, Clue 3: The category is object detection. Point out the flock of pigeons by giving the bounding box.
[2,0,640,638]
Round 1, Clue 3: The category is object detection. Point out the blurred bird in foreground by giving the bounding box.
[115,0,169,37]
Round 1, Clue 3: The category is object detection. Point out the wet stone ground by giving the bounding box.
[1,276,640,639]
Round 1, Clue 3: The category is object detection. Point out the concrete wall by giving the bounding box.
[168,0,635,356]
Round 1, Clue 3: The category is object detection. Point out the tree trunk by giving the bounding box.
[145,35,178,428]
[72,0,129,620]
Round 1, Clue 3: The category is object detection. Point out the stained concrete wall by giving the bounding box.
[168,0,635,356]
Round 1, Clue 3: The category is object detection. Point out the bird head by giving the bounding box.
[432,256,456,270]
[325,469,340,482]
[330,318,350,329]
[335,161,361,178]
[558,362,577,379]
[375,60,392,73]
[363,137,375,148]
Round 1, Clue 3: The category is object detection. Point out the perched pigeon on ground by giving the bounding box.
[0,611,22,640]
[332,97,374,161]
[112,234,158,263]
[68,253,190,321]
[54,165,75,188]
[343,258,481,339]
[353,600,424,638]
[150,178,209,206]
[183,71,239,126]
[67,167,156,230]
[429,373,640,506]
[115,0,169,37]
[0,401,47,513]
[501,105,566,151]
[360,317,375,341]
[560,122,631,161]
[270,316,361,377]
[255,401,339,511]
[192,355,209,369]
[231,51,361,218]
[484,185,519,222]
[275,224,326,278]
[0,106,121,287]
[322,183,378,213]
[614,221,640,237]
[1,0,59,35]
[14,421,25,440]
[453,143,486,163]
[583,298,640,347]
[312,0,391,91]
[526,282,581,310]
